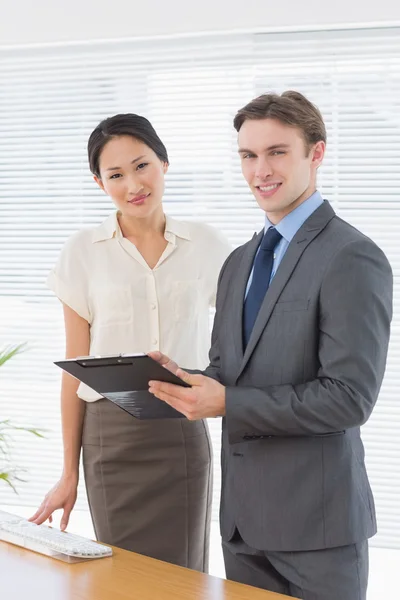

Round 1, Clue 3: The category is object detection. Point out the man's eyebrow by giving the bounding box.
[266,143,290,151]
[238,144,290,154]
[105,155,146,171]
[238,148,254,154]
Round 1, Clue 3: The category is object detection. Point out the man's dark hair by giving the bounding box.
[233,91,327,151]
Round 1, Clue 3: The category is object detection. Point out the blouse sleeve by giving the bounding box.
[46,231,92,323]
[206,227,232,308]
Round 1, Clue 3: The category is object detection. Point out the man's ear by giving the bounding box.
[93,175,106,192]
[311,141,325,169]
[163,162,169,175]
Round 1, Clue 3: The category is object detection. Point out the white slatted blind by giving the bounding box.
[0,28,399,548]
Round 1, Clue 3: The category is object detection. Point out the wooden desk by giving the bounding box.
[0,540,294,600]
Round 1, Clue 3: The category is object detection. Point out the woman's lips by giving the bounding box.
[128,194,149,205]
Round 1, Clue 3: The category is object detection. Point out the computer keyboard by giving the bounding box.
[0,510,112,562]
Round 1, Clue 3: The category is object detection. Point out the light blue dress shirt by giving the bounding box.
[245,191,324,296]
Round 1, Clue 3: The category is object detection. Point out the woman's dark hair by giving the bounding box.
[88,113,169,177]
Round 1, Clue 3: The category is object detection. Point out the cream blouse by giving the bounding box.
[47,212,232,401]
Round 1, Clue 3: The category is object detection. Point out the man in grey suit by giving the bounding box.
[149,91,393,599]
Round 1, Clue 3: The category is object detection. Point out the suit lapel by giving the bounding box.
[236,201,335,380]
[230,230,263,366]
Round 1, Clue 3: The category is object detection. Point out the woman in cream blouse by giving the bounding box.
[30,113,231,571]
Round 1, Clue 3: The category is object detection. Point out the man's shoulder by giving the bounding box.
[306,200,376,250]
[322,214,391,271]
[324,213,380,250]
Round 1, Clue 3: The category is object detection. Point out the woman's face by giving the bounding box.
[95,135,168,219]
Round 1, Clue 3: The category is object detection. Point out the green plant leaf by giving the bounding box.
[0,343,45,493]
[0,472,19,493]
[0,343,26,367]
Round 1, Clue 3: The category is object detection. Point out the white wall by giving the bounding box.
[2,0,400,46]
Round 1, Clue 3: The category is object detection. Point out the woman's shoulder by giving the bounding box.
[61,227,95,254]
[174,218,231,249]
[61,213,117,253]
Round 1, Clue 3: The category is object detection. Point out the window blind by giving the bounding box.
[0,27,399,548]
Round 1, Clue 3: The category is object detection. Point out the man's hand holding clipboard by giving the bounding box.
[148,351,226,420]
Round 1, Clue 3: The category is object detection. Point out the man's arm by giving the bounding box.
[225,238,393,443]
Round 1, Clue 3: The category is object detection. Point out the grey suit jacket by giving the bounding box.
[205,201,392,552]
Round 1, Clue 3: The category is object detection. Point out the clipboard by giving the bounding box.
[55,353,189,419]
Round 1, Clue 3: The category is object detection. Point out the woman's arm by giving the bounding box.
[60,304,90,479]
[29,304,90,530]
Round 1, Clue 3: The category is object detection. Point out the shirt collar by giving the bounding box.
[91,211,191,243]
[265,190,324,243]
[165,215,191,241]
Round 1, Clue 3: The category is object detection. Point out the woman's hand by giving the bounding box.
[29,474,78,531]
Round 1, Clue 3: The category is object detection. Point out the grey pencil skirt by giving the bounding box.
[81,398,212,572]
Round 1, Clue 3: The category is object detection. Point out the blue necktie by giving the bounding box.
[243,227,282,348]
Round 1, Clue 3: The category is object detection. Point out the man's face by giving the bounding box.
[238,118,325,224]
